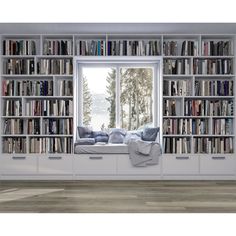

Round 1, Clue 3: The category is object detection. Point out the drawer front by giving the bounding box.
[38,155,73,175]
[117,155,161,175]
[200,155,236,175]
[74,154,117,175]
[163,155,199,175]
[0,155,37,175]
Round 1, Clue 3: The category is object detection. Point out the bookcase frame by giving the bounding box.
[0,32,235,179]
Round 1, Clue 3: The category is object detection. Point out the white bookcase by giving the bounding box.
[0,32,235,179]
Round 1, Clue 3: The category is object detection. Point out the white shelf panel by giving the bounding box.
[163,56,193,59]
[1,55,36,58]
[163,116,212,118]
[1,116,73,118]
[192,135,235,137]
[184,96,234,99]
[195,56,234,59]
[37,55,74,58]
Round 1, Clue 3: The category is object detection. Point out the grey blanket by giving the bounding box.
[128,140,161,167]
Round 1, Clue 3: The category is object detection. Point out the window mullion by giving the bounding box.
[116,65,121,128]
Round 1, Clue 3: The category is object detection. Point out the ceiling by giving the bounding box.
[0,23,236,35]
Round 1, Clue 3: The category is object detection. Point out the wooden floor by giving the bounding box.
[0,180,236,213]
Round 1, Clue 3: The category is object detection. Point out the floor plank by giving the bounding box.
[0,180,236,213]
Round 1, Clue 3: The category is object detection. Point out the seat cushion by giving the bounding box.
[74,143,129,154]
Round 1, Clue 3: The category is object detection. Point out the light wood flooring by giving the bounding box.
[0,180,236,213]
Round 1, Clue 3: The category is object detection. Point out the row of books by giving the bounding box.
[184,99,234,116]
[2,80,54,96]
[163,80,192,96]
[4,100,22,116]
[195,80,234,96]
[25,99,73,116]
[163,118,209,135]
[76,40,106,56]
[107,40,161,56]
[193,59,232,75]
[163,137,191,154]
[163,99,181,116]
[4,59,35,75]
[2,137,27,153]
[3,39,36,55]
[163,59,191,75]
[163,40,198,56]
[193,137,233,153]
[43,40,73,55]
[37,59,73,75]
[212,118,233,135]
[201,40,232,56]
[3,119,24,135]
[58,80,73,96]
[42,118,73,135]
[29,137,73,153]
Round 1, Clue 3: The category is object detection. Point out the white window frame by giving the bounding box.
[74,56,163,144]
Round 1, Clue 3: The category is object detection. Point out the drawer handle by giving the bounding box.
[89,156,103,160]
[48,156,62,160]
[212,156,226,160]
[176,156,189,160]
[12,156,26,160]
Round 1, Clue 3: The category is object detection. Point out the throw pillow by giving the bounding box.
[78,126,93,138]
[142,127,159,141]
[108,128,126,144]
[124,131,141,144]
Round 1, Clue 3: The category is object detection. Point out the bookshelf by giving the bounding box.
[162,35,235,159]
[0,32,235,179]
[1,35,74,157]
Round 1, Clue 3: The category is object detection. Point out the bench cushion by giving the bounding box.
[74,143,129,154]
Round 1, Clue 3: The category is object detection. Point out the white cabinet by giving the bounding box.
[0,154,37,175]
[74,154,117,175]
[200,154,236,175]
[38,155,73,175]
[117,155,161,175]
[162,154,199,175]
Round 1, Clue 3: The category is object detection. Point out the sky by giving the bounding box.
[82,67,114,94]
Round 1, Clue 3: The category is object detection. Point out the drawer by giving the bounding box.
[117,155,161,175]
[0,155,37,175]
[38,155,73,175]
[74,154,117,175]
[200,155,236,175]
[162,155,199,175]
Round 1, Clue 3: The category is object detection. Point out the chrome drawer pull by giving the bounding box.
[176,156,189,160]
[212,156,226,160]
[12,156,26,160]
[48,156,62,160]
[89,156,103,160]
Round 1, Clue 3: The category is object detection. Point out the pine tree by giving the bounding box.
[106,69,116,128]
[83,76,92,126]
[120,68,153,130]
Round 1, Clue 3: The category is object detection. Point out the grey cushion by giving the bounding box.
[93,131,108,137]
[78,126,93,138]
[95,136,109,143]
[142,127,159,141]
[108,128,126,144]
[124,131,141,144]
[75,138,95,145]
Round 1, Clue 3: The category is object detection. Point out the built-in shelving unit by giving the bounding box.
[0,32,235,179]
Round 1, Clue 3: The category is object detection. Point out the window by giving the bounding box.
[82,67,116,130]
[120,67,153,130]
[76,59,160,133]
